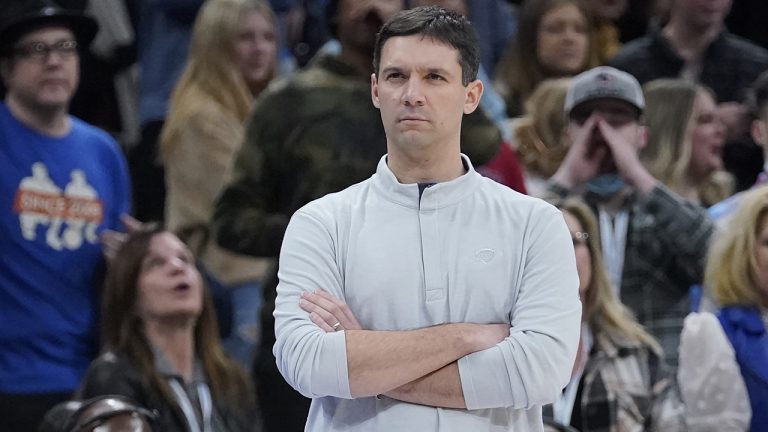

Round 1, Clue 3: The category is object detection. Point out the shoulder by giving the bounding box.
[722,32,768,60]
[68,118,126,162]
[294,179,372,223]
[610,34,656,64]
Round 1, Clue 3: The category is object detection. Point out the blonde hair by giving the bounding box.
[160,0,276,161]
[642,78,733,206]
[514,78,571,178]
[706,187,768,307]
[558,198,662,354]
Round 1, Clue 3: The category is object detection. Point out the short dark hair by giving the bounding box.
[373,6,480,86]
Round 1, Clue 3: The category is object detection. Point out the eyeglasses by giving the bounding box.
[571,231,589,247]
[12,40,78,61]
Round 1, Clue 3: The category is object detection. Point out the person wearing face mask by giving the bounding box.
[545,66,714,368]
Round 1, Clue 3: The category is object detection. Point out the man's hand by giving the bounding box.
[551,114,607,189]
[299,289,362,332]
[100,214,144,261]
[595,118,657,194]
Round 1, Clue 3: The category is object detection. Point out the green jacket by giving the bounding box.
[214,52,501,258]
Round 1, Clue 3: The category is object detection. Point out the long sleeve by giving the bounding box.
[458,207,581,409]
[273,207,351,399]
[637,185,713,288]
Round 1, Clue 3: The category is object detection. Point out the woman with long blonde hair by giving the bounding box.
[550,198,683,431]
[642,79,733,207]
[159,0,278,366]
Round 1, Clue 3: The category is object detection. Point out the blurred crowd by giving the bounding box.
[1,0,768,431]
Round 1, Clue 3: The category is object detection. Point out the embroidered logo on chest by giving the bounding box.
[475,248,496,264]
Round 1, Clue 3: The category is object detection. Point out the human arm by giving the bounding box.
[212,94,290,257]
[676,312,751,431]
[456,207,581,410]
[273,208,509,399]
[299,290,485,408]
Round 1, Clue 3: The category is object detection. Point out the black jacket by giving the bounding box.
[78,351,258,432]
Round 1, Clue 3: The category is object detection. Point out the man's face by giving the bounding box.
[673,0,732,29]
[371,35,482,154]
[336,0,402,55]
[2,26,79,111]
[567,98,644,174]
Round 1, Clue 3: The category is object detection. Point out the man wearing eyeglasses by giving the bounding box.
[0,2,131,430]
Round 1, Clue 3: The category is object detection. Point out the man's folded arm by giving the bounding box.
[273,208,508,399]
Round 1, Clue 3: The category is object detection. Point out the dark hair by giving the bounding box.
[101,225,252,413]
[750,69,768,120]
[373,5,479,86]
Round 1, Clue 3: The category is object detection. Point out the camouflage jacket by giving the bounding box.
[213,52,501,258]
[213,53,502,330]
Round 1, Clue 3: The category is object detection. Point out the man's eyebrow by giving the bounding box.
[380,66,403,75]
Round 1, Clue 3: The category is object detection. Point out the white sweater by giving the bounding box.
[274,155,581,431]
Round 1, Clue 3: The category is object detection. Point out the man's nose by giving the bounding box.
[402,78,425,106]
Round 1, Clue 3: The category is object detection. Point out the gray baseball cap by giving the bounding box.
[564,66,645,116]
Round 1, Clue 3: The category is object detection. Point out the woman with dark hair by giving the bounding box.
[494,0,597,117]
[78,226,258,431]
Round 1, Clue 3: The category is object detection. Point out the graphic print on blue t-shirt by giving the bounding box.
[13,161,103,251]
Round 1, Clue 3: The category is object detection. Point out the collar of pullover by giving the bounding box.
[371,154,481,210]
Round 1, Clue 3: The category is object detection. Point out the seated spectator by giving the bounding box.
[642,79,733,207]
[494,0,597,117]
[511,77,571,196]
[548,198,684,431]
[78,226,257,432]
[160,0,278,367]
[681,186,768,431]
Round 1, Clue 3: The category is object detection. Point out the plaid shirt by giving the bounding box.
[546,183,714,367]
[571,328,685,432]
[609,23,768,103]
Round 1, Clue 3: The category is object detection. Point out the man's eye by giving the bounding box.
[387,73,404,80]
[427,74,443,81]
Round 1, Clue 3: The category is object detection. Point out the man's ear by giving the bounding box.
[752,118,768,146]
[371,73,380,109]
[463,79,483,114]
[636,124,649,150]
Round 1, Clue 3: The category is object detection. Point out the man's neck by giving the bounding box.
[387,146,466,185]
[6,96,70,137]
[662,16,722,62]
[143,317,196,381]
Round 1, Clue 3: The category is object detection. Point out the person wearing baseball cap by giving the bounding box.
[545,66,714,368]
[0,1,131,430]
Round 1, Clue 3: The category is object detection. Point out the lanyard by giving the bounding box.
[598,206,629,296]
[169,379,213,432]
